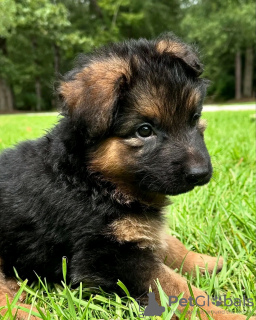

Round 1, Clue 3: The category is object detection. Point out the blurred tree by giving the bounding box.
[0,0,254,110]
[180,0,255,101]
[8,0,73,110]
[4,0,92,110]
[0,0,16,111]
[60,0,181,45]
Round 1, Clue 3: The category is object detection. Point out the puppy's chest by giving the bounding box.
[106,214,167,250]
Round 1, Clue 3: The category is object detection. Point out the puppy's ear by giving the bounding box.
[59,57,130,138]
[155,34,203,76]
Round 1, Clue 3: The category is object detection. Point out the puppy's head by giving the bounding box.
[59,33,212,204]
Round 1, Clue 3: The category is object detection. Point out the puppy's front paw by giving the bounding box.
[188,252,224,274]
[203,254,224,274]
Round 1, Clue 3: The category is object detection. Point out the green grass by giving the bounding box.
[0,111,255,319]
[0,114,57,151]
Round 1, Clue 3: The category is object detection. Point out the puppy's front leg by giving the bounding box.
[150,263,253,320]
[159,234,223,274]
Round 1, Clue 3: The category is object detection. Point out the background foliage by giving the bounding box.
[0,0,255,111]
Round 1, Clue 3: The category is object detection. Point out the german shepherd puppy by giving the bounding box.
[0,34,253,320]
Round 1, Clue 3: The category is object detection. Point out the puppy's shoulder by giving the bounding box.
[105,213,167,251]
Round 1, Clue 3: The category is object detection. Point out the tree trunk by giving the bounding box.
[90,0,104,19]
[0,78,14,112]
[53,43,60,75]
[35,78,42,111]
[0,37,14,112]
[32,38,42,111]
[243,47,254,98]
[235,51,242,100]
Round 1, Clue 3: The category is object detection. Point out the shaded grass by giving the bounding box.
[0,111,255,319]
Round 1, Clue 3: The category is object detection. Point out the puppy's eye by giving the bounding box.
[137,125,153,138]
[191,113,201,126]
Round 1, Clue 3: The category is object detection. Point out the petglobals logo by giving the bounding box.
[143,293,165,316]
[136,294,254,318]
[169,295,254,308]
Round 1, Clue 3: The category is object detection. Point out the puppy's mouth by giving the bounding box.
[171,172,212,196]
[169,184,195,196]
[140,171,212,197]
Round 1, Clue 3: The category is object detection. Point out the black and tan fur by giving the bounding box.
[0,34,254,320]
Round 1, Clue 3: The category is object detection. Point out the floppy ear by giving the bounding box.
[59,57,130,138]
[155,34,203,76]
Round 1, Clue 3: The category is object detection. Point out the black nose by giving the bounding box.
[185,166,210,184]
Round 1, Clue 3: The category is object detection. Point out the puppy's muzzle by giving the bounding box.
[185,165,211,185]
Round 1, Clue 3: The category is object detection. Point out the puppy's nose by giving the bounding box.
[185,166,210,184]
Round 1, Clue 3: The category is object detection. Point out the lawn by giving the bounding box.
[0,111,255,320]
